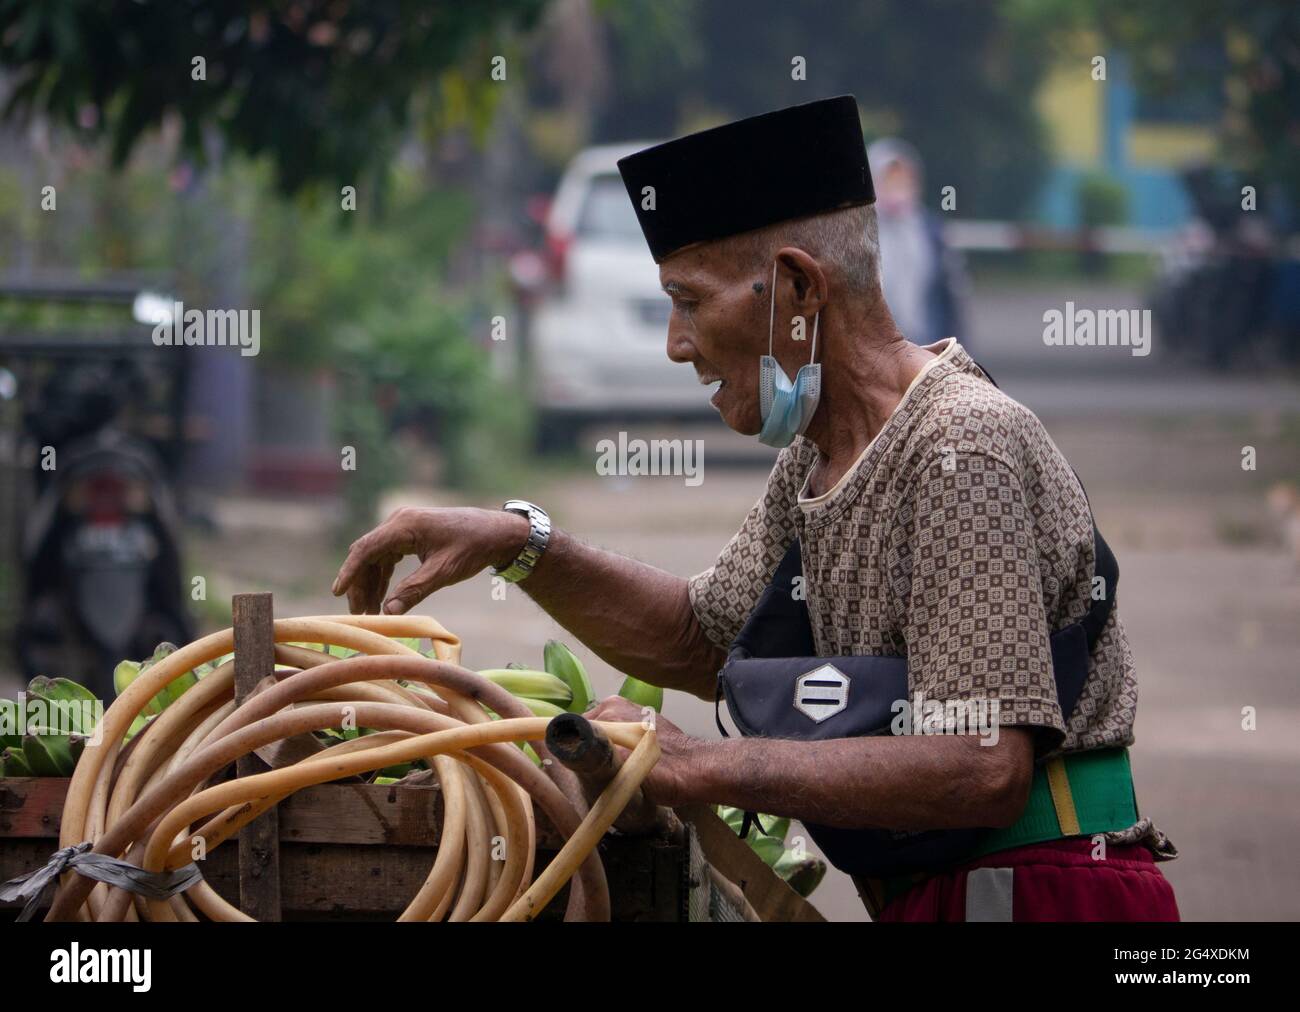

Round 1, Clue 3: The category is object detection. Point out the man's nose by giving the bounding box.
[666,320,694,365]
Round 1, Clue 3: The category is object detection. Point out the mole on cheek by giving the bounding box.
[752,282,765,294]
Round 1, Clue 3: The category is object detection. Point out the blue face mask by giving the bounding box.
[758,262,822,448]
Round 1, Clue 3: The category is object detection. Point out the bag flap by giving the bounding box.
[721,654,908,741]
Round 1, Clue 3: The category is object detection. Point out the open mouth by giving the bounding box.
[699,375,727,406]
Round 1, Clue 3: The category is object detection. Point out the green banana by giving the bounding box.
[113,658,163,717]
[747,833,785,867]
[617,676,663,713]
[142,642,178,670]
[543,641,594,714]
[22,730,72,777]
[477,669,572,706]
[2,746,33,777]
[111,655,157,707]
[125,713,151,742]
[115,642,199,713]
[514,696,566,718]
[113,658,139,696]
[772,850,827,898]
[140,642,199,708]
[758,815,790,842]
[160,670,198,706]
[26,676,101,735]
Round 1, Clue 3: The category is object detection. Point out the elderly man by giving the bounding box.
[332,96,1178,922]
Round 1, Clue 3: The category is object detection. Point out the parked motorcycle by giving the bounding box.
[1,283,194,701]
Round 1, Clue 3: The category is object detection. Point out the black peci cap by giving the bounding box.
[616,95,874,263]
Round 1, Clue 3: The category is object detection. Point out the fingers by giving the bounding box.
[585,695,640,722]
[332,521,412,600]
[339,552,397,614]
[381,558,449,616]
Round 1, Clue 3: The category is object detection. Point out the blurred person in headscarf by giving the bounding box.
[868,138,970,349]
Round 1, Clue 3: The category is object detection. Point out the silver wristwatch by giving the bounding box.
[492,500,551,583]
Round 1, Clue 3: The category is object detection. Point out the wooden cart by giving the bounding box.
[0,778,822,921]
[1,593,823,922]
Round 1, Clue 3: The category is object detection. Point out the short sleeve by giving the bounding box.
[895,450,1065,751]
[688,441,812,651]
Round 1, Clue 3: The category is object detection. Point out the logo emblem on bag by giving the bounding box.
[793,664,849,723]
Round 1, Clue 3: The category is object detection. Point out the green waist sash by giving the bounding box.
[876,747,1138,907]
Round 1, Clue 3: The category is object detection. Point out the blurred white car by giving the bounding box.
[525,143,714,448]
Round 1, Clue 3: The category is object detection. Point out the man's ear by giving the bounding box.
[774,246,827,318]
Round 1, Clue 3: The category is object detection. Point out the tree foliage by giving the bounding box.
[0,0,546,194]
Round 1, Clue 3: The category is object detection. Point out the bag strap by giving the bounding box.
[1080,516,1119,651]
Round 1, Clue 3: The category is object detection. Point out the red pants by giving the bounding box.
[876,838,1181,922]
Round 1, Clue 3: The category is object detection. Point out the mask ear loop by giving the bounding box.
[809,310,820,365]
[767,261,777,358]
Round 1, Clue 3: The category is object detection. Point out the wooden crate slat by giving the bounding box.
[0,777,566,848]
[0,778,67,838]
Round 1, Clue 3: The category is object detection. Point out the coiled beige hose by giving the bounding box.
[44,615,660,922]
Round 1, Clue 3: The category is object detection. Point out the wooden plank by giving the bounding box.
[0,778,568,848]
[232,591,281,921]
[0,778,68,838]
[279,781,565,850]
[675,803,825,923]
[200,836,688,920]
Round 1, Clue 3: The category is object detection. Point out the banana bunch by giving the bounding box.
[114,642,209,740]
[0,676,101,778]
[476,639,596,718]
[715,805,827,898]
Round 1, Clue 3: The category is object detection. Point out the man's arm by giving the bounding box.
[518,526,725,699]
[331,506,725,699]
[690,729,1034,829]
[589,696,1036,830]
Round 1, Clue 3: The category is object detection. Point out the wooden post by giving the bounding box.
[232,592,281,921]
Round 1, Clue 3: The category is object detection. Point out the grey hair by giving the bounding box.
[721,203,881,297]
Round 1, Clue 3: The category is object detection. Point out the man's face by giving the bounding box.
[658,245,770,435]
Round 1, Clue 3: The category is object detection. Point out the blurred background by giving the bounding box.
[0,0,1297,920]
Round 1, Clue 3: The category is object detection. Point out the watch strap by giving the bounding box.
[492,500,551,583]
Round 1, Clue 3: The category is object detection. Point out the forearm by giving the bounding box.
[500,519,725,700]
[682,731,1033,830]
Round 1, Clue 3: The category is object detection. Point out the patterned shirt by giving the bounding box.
[690,339,1138,755]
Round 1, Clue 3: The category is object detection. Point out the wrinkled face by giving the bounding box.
[658,244,772,435]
